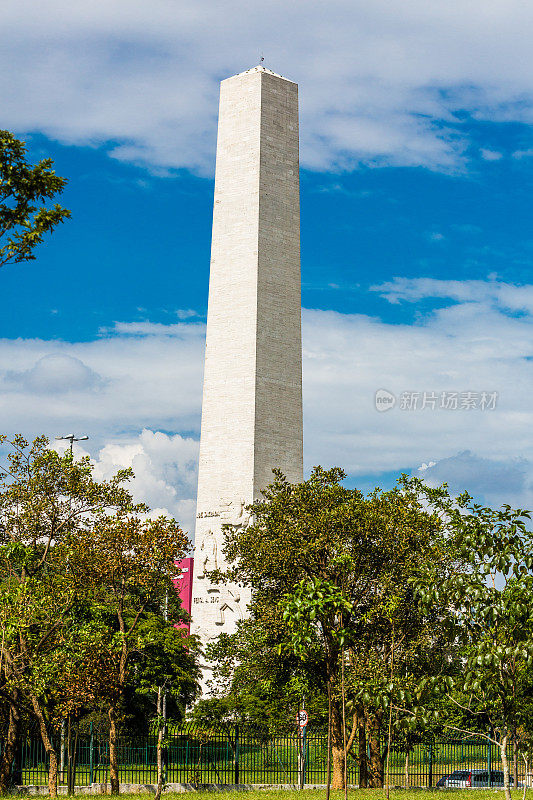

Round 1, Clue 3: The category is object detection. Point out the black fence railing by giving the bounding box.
[4,726,525,788]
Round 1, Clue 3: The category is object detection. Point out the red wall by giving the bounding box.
[173,557,194,634]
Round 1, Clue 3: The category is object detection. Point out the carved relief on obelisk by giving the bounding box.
[190,65,303,690]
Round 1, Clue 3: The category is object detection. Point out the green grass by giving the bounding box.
[7,792,531,800]
[157,793,529,799]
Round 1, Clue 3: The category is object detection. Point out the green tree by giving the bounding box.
[413,480,533,800]
[0,435,198,797]
[205,619,326,735]
[128,611,198,800]
[0,131,70,269]
[71,511,196,795]
[0,434,134,796]
[218,467,453,789]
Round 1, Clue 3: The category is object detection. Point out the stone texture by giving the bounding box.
[190,66,303,689]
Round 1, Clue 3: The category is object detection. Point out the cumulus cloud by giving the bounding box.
[415,451,533,511]
[1,281,532,512]
[0,323,205,451]
[94,430,199,535]
[1,0,533,173]
[57,429,199,536]
[301,299,533,481]
[5,354,102,394]
[371,277,533,314]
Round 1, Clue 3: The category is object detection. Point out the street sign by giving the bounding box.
[297,710,308,728]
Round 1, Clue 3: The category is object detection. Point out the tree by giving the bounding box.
[0,435,198,797]
[129,612,198,800]
[0,434,135,796]
[204,620,327,735]
[218,467,453,789]
[413,480,533,800]
[71,511,197,795]
[0,131,70,269]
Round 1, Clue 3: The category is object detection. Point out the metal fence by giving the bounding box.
[5,726,525,788]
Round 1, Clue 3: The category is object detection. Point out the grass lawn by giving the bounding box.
[12,791,529,800]
[162,793,523,800]
[157,793,525,800]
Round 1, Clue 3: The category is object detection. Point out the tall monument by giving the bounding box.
[190,66,303,686]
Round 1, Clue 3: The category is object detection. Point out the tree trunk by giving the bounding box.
[31,694,58,798]
[513,735,519,790]
[154,688,164,800]
[357,711,368,788]
[48,747,59,798]
[331,700,345,789]
[108,706,120,795]
[326,686,332,800]
[404,752,409,788]
[341,648,348,799]
[67,717,79,796]
[501,732,512,800]
[367,721,384,788]
[0,691,21,792]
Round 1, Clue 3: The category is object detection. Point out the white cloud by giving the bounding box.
[1,0,533,173]
[57,429,199,536]
[371,277,533,314]
[301,300,533,481]
[5,354,102,394]
[1,281,532,513]
[94,430,199,535]
[480,148,503,161]
[414,451,533,511]
[513,149,533,160]
[0,322,205,451]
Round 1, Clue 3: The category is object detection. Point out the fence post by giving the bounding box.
[234,725,240,785]
[162,733,168,788]
[487,734,492,787]
[89,722,94,785]
[428,744,433,788]
[145,738,149,778]
[302,725,307,788]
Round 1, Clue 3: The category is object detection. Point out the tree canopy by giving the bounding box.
[0,131,70,269]
[215,467,460,789]
[0,434,198,796]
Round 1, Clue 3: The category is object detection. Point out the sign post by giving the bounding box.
[297,711,309,789]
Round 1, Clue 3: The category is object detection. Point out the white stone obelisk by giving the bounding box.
[190,66,303,688]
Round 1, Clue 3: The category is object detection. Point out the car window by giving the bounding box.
[449,771,470,779]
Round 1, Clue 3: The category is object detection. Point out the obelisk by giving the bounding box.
[190,66,303,689]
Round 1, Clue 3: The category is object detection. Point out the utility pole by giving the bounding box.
[54,433,89,786]
[55,434,89,456]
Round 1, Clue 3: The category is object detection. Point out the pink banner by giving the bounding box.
[173,557,194,634]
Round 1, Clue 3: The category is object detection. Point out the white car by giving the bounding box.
[440,769,517,788]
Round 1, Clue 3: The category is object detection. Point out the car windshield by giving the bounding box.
[449,771,470,779]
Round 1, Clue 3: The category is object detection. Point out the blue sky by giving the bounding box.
[3,123,532,340]
[1,0,532,535]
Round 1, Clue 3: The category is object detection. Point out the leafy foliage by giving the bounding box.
[214,467,457,788]
[0,434,198,796]
[0,131,70,268]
